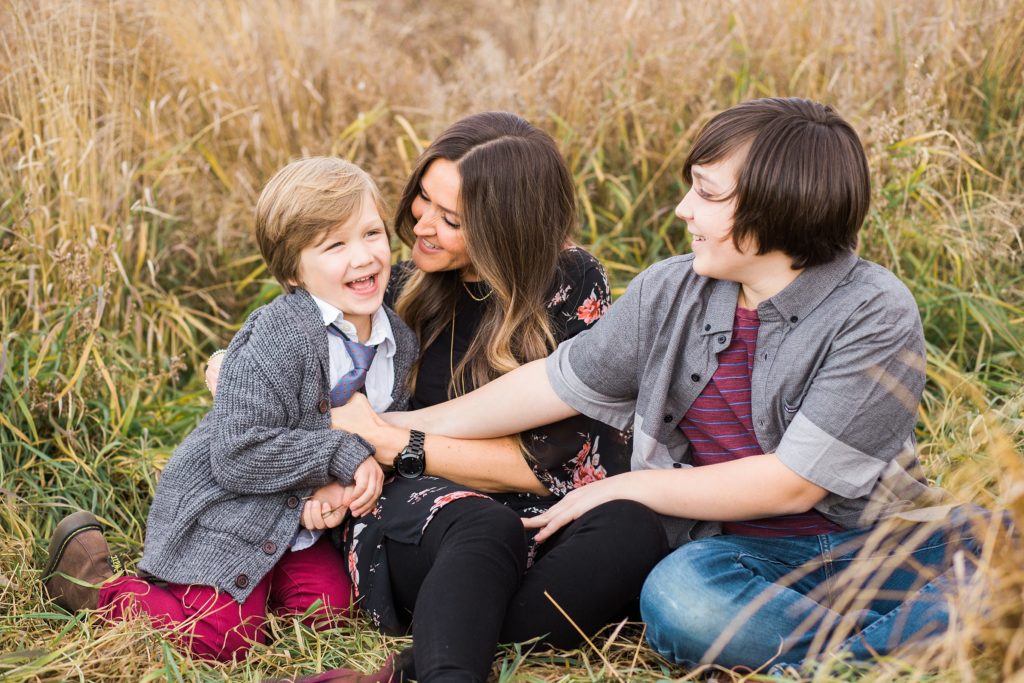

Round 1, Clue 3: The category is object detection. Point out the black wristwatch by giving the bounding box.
[393,430,426,479]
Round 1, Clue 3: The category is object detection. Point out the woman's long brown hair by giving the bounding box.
[393,111,576,396]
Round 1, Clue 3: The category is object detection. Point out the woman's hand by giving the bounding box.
[332,393,411,465]
[330,392,384,433]
[347,456,384,517]
[301,481,353,530]
[522,477,619,542]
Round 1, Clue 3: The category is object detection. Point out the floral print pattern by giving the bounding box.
[576,287,609,325]
[342,247,632,634]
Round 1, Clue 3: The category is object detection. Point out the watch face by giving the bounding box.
[394,430,426,479]
[395,451,425,478]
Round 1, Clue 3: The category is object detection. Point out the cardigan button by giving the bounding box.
[703,323,711,331]
[717,335,727,344]
[663,414,673,423]
[262,541,277,555]
[286,496,300,509]
[234,574,249,589]
[672,462,683,468]
[318,398,330,414]
[690,373,701,382]
[790,315,799,323]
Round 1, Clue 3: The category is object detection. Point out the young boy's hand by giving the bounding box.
[347,456,384,518]
[300,481,352,530]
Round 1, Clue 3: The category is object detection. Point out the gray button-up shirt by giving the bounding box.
[547,250,947,547]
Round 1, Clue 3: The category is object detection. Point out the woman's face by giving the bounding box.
[675,149,757,282]
[409,159,477,280]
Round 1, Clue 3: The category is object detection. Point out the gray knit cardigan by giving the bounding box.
[139,289,418,602]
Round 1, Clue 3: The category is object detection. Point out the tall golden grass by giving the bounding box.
[1,0,1022,680]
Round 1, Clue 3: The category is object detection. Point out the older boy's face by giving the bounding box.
[675,150,756,283]
[292,193,391,340]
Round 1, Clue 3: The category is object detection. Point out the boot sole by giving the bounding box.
[43,510,103,579]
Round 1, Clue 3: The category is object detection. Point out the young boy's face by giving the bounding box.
[675,149,756,283]
[292,192,391,340]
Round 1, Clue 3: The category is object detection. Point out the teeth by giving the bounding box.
[422,239,439,250]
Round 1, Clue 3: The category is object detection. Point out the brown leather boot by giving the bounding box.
[43,511,119,612]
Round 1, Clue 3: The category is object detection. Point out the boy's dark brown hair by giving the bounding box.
[255,157,387,292]
[683,97,870,269]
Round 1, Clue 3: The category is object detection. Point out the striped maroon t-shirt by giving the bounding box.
[678,306,842,537]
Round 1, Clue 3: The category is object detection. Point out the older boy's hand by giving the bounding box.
[522,476,617,542]
[205,352,225,399]
[301,481,351,530]
[348,456,384,517]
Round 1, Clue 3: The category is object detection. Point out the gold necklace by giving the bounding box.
[461,279,492,302]
[448,307,467,397]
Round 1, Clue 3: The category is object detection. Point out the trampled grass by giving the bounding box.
[1,0,1022,680]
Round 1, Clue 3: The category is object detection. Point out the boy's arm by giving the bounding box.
[523,453,829,541]
[524,275,927,540]
[383,359,578,438]
[207,314,373,495]
[384,265,648,438]
[205,313,551,494]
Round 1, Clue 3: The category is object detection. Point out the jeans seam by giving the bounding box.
[819,534,837,610]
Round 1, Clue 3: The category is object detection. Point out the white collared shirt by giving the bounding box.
[294,295,396,552]
[309,294,397,413]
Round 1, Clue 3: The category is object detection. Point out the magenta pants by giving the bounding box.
[97,537,353,661]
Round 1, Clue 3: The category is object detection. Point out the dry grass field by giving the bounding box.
[1,0,1022,680]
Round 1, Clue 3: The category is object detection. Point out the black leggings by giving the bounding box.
[386,497,669,682]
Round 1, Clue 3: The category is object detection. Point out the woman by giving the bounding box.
[210,112,668,682]
[383,98,981,671]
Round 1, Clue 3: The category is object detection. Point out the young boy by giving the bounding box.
[42,157,419,661]
[376,98,984,670]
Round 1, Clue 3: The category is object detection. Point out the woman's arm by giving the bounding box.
[523,453,829,541]
[212,348,549,494]
[330,395,549,495]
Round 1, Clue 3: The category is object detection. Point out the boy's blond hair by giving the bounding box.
[255,157,388,292]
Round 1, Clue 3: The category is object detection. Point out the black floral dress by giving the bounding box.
[340,247,632,633]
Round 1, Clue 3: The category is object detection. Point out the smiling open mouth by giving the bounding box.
[346,274,377,292]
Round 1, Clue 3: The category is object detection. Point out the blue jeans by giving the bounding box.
[640,506,989,669]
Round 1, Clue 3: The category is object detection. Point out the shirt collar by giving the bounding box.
[763,249,860,326]
[308,294,396,356]
[700,249,860,333]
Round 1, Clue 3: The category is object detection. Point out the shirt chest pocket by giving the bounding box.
[780,379,814,422]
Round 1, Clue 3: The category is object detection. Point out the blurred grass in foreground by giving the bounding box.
[1,0,1022,680]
